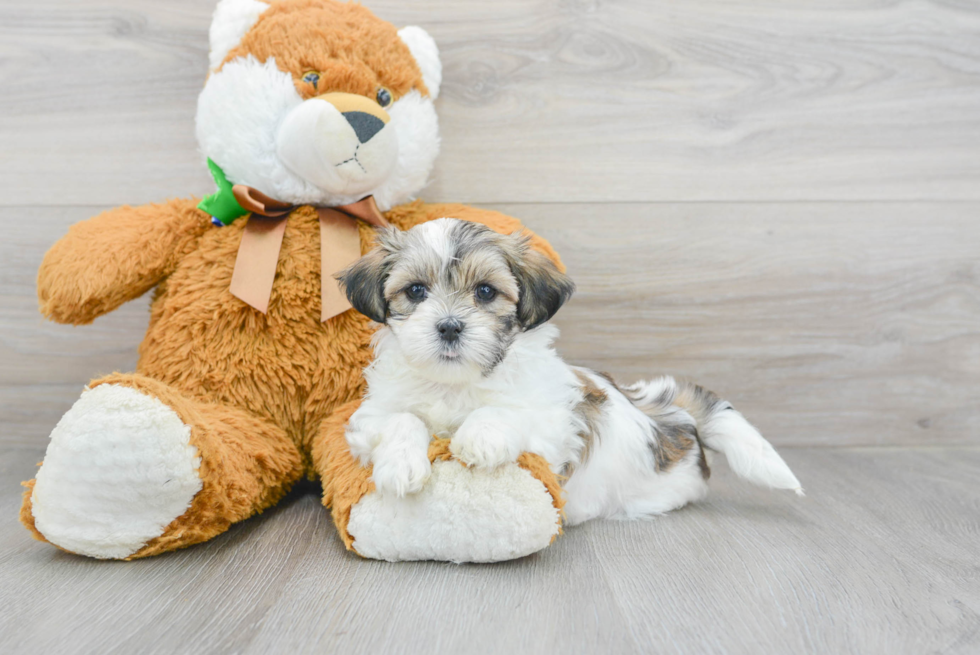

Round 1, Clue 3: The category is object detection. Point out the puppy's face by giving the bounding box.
[339,219,574,382]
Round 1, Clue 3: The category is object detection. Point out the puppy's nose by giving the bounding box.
[343,111,385,143]
[437,318,464,343]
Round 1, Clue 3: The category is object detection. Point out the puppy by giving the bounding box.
[338,218,802,525]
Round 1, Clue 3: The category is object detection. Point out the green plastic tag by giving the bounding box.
[198,158,248,226]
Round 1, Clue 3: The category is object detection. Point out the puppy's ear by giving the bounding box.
[337,228,402,323]
[503,233,575,330]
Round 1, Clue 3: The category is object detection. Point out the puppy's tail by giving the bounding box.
[624,377,803,495]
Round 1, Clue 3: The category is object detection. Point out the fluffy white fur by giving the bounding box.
[397,26,442,100]
[350,324,586,496]
[208,0,269,71]
[196,18,441,211]
[31,384,202,559]
[343,219,803,525]
[348,459,560,563]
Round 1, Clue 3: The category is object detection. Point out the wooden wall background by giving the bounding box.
[1,0,978,448]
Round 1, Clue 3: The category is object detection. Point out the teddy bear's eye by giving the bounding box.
[376,87,392,108]
[302,71,320,87]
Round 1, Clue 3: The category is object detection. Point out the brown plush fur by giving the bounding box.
[221,0,430,100]
[23,198,565,556]
[19,480,46,544]
[37,199,211,325]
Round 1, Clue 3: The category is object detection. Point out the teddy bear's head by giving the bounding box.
[196,0,441,211]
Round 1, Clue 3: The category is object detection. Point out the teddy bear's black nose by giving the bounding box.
[343,111,385,143]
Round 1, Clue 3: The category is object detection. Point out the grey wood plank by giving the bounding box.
[1,0,979,206]
[2,446,978,654]
[588,447,980,655]
[0,447,639,655]
[3,203,977,448]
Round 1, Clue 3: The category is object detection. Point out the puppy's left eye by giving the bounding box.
[376,87,392,108]
[475,284,497,302]
[405,283,427,301]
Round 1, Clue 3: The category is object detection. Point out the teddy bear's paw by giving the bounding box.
[450,415,522,470]
[30,384,202,559]
[370,440,431,497]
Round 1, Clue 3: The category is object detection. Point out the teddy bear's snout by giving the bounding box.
[276,91,399,197]
[315,91,391,134]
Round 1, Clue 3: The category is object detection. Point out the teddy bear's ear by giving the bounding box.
[398,26,442,100]
[209,0,270,71]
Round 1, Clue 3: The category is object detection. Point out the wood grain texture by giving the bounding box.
[2,445,978,654]
[3,203,976,448]
[1,0,979,205]
[532,201,980,448]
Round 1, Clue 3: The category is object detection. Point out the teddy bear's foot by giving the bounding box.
[348,457,561,563]
[27,384,202,559]
[22,374,304,559]
[314,400,566,563]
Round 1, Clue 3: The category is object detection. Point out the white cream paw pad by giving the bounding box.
[31,384,202,559]
[348,459,560,563]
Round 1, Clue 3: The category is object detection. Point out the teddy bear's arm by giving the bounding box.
[38,198,211,325]
[415,203,566,273]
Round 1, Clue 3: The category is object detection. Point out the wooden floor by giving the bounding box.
[2,446,978,654]
[1,0,978,653]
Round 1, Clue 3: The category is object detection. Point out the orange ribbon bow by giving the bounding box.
[227,186,389,321]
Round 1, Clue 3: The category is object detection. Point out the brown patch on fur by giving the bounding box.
[496,234,575,330]
[673,383,730,425]
[696,444,711,480]
[19,479,47,544]
[25,193,563,557]
[448,247,520,306]
[572,370,608,468]
[618,378,705,477]
[673,381,729,481]
[221,0,429,100]
[651,422,698,474]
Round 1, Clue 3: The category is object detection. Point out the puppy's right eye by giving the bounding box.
[475,284,497,302]
[405,283,427,302]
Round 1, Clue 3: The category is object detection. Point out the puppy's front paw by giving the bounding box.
[369,414,433,497]
[451,416,521,469]
[345,428,377,466]
[371,443,431,497]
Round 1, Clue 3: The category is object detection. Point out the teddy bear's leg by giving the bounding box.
[312,400,566,563]
[20,373,304,560]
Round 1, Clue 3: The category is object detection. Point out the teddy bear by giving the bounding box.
[19,0,567,563]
